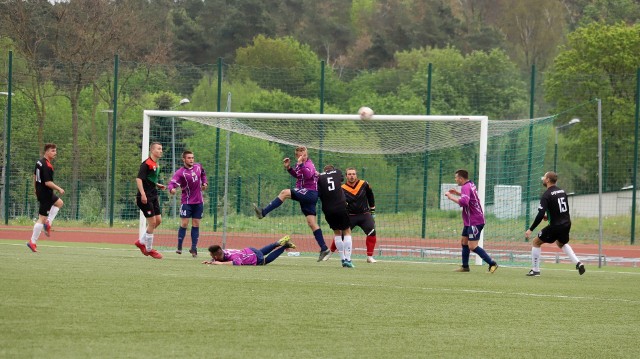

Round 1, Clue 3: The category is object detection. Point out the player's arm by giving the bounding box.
[527,198,549,233]
[167,170,183,195]
[365,182,376,214]
[200,166,208,190]
[211,261,233,265]
[135,178,147,203]
[44,180,65,195]
[365,182,375,206]
[446,185,466,205]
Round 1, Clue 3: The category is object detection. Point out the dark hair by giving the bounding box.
[455,169,469,179]
[208,245,222,253]
[182,150,193,158]
[150,142,162,150]
[323,164,334,172]
[44,143,57,153]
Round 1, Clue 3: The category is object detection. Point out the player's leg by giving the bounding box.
[27,202,48,252]
[555,225,584,275]
[528,236,544,276]
[307,214,329,260]
[134,197,153,255]
[254,188,292,218]
[456,228,470,271]
[263,242,289,265]
[189,204,203,257]
[47,197,63,227]
[361,214,377,263]
[176,210,188,254]
[37,195,58,238]
[296,190,329,259]
[142,199,163,259]
[342,228,354,268]
[333,230,345,261]
[466,225,498,272]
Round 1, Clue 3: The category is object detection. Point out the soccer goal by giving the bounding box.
[139,110,553,264]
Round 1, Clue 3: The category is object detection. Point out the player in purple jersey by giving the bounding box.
[27,143,65,252]
[525,172,585,276]
[168,151,208,257]
[202,235,296,266]
[445,169,498,273]
[251,146,330,261]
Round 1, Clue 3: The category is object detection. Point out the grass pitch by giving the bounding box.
[1,239,639,358]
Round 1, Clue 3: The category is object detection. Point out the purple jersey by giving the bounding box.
[287,158,318,191]
[167,163,208,204]
[220,248,258,266]
[457,181,485,226]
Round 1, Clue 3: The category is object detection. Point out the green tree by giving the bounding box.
[494,0,566,71]
[563,0,640,29]
[234,35,320,99]
[545,22,640,191]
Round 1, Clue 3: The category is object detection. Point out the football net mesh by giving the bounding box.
[143,111,553,265]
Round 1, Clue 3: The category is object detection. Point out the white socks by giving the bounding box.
[531,244,580,272]
[31,223,43,243]
[334,236,345,260]
[562,244,580,264]
[48,206,60,224]
[343,235,352,261]
[334,235,353,261]
[531,247,541,271]
[145,233,154,251]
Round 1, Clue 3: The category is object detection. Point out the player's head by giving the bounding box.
[295,146,308,160]
[182,150,194,167]
[323,164,334,172]
[541,171,558,187]
[454,169,469,185]
[43,143,57,160]
[346,167,358,184]
[150,142,163,159]
[208,245,224,261]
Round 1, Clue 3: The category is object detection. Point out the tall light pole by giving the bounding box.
[554,118,580,172]
[170,98,190,217]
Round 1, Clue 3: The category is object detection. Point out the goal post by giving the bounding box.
[139,110,552,265]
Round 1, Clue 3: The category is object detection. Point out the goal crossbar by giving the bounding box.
[143,110,488,122]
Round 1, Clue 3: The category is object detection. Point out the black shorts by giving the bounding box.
[538,224,571,245]
[38,193,59,217]
[137,196,161,218]
[349,213,376,236]
[324,208,351,231]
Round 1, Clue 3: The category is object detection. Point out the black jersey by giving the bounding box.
[342,179,375,215]
[530,185,571,230]
[317,169,347,212]
[137,157,160,198]
[34,157,54,200]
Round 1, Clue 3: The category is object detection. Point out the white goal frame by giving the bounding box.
[140,110,489,264]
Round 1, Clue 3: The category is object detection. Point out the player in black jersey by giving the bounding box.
[327,167,378,263]
[27,143,65,252]
[525,171,585,276]
[134,142,166,259]
[317,165,354,268]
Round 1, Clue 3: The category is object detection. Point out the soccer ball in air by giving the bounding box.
[358,106,374,120]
